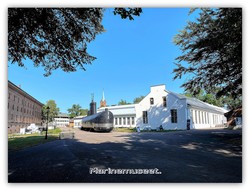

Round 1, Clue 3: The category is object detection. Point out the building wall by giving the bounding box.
[74,118,82,128]
[136,85,187,130]
[54,117,69,127]
[98,105,137,128]
[98,84,228,131]
[189,107,227,129]
[113,115,136,128]
[8,81,43,134]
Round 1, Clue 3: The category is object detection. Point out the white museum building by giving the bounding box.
[53,113,70,127]
[97,84,228,130]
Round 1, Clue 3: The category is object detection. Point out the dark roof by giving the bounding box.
[8,80,43,106]
[56,113,69,118]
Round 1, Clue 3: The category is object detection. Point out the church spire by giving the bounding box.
[102,90,105,101]
[100,89,107,108]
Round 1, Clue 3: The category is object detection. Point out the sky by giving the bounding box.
[8,8,201,113]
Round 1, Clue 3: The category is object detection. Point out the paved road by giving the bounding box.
[8,129,242,183]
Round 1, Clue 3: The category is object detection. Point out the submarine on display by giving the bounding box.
[81,95,114,132]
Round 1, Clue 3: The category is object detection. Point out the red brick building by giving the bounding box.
[8,81,43,134]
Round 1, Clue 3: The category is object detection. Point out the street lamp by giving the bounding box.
[45,106,50,139]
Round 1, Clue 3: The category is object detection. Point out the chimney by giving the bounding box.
[89,93,97,115]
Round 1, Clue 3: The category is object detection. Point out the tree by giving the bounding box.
[184,89,224,107]
[133,96,145,103]
[8,8,142,76]
[118,99,130,105]
[67,104,88,118]
[79,109,88,116]
[173,8,242,100]
[42,100,60,122]
[184,89,242,110]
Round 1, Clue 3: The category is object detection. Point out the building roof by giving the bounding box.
[74,115,87,119]
[8,80,43,106]
[98,104,137,115]
[56,113,69,118]
[98,85,228,115]
[167,90,228,113]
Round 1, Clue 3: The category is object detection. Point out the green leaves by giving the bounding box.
[113,8,142,20]
[173,8,242,99]
[9,8,104,76]
[67,104,88,118]
[42,100,60,122]
[8,8,142,76]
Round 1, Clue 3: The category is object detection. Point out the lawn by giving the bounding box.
[112,127,136,133]
[8,128,62,151]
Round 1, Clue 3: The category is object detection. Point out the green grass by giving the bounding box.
[113,127,136,133]
[8,128,62,151]
[48,128,62,134]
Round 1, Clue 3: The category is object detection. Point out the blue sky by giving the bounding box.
[8,8,198,113]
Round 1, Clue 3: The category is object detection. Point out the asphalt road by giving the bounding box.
[8,129,242,183]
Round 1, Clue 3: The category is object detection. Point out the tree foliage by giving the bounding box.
[8,8,142,76]
[133,96,145,103]
[184,89,242,110]
[42,100,60,122]
[173,8,242,99]
[118,99,131,105]
[113,8,142,20]
[67,104,88,118]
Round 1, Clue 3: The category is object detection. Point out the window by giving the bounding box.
[150,98,154,105]
[201,112,204,124]
[123,117,126,125]
[163,96,167,107]
[194,110,197,124]
[198,111,200,124]
[127,117,130,125]
[171,109,177,123]
[131,117,135,125]
[115,118,118,125]
[119,118,122,125]
[143,111,148,124]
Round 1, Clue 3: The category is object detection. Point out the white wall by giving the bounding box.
[136,85,187,130]
[113,115,136,128]
[189,107,227,129]
[74,118,82,128]
[98,105,137,128]
[97,84,228,131]
[54,117,69,127]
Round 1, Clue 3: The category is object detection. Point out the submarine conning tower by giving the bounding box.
[89,94,97,115]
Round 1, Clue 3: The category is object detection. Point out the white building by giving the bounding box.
[98,84,228,130]
[53,113,70,127]
[98,104,137,128]
[73,115,86,128]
